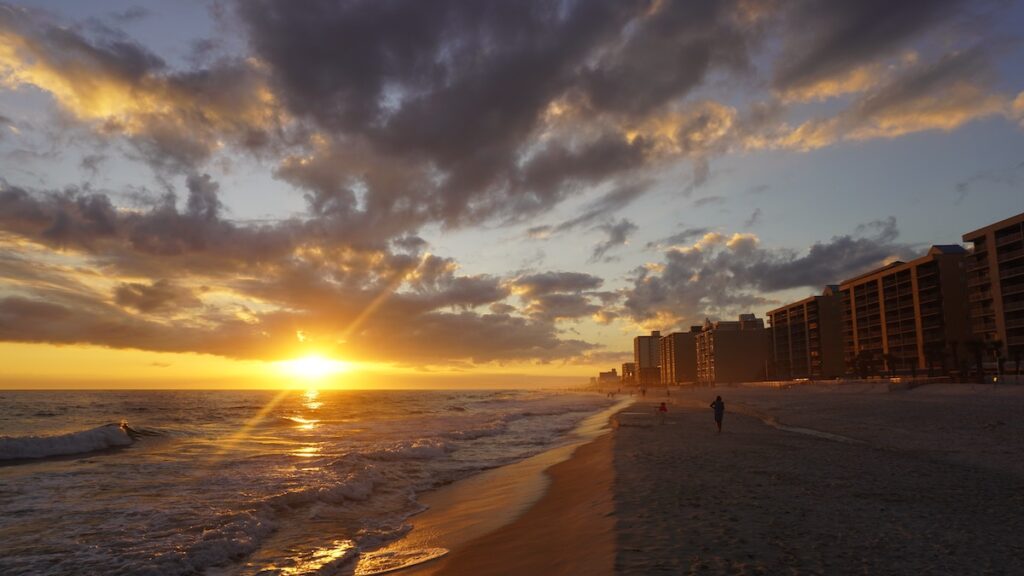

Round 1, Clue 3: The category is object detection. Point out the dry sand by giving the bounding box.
[614,384,1024,575]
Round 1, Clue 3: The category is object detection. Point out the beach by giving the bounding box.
[401,383,1024,575]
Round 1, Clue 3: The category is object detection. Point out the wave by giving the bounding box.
[0,423,135,461]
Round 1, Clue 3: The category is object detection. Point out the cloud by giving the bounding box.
[0,181,601,365]
[744,208,762,228]
[692,195,726,208]
[622,218,917,326]
[766,47,1013,151]
[0,7,282,172]
[513,271,604,296]
[646,227,712,250]
[772,0,966,96]
[590,218,638,262]
[114,279,201,313]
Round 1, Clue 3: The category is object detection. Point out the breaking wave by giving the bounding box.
[0,423,136,461]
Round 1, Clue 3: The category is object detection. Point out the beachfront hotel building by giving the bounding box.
[767,287,845,379]
[633,330,661,386]
[838,245,970,374]
[618,360,634,383]
[659,327,701,385]
[962,212,1024,362]
[695,314,770,384]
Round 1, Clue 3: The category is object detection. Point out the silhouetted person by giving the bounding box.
[657,402,667,425]
[710,396,725,432]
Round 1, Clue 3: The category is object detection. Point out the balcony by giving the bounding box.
[972,320,997,333]
[969,290,994,302]
[995,230,1023,247]
[1003,283,1024,297]
[967,276,990,290]
[1001,266,1024,281]
[998,247,1024,264]
[1004,300,1024,313]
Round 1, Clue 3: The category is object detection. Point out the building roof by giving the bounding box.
[962,211,1024,241]
[929,244,967,255]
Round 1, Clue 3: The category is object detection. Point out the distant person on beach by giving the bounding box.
[657,402,667,425]
[710,396,725,432]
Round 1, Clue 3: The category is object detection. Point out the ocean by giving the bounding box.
[0,389,614,575]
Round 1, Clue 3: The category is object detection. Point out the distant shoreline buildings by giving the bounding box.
[601,211,1024,386]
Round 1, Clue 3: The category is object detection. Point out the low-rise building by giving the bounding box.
[695,314,770,384]
[767,287,844,379]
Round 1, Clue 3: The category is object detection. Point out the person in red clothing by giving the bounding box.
[657,402,667,425]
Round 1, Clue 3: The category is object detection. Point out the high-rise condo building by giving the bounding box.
[695,314,770,384]
[962,212,1024,363]
[838,245,969,375]
[659,327,702,385]
[633,330,661,386]
[767,287,844,379]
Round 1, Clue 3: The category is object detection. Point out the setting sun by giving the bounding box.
[275,355,351,380]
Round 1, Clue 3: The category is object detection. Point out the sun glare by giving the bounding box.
[276,355,351,381]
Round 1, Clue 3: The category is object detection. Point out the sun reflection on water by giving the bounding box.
[303,388,322,410]
[291,444,322,458]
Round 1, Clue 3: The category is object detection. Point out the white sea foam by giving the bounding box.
[366,438,452,461]
[0,423,134,460]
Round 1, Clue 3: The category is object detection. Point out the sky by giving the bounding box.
[1,0,1023,388]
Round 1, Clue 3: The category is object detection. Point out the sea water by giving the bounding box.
[0,389,612,575]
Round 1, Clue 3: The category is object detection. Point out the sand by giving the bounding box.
[614,385,1024,575]
[429,433,614,576]
[379,384,1024,575]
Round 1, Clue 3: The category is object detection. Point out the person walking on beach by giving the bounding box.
[710,396,725,432]
[657,402,667,425]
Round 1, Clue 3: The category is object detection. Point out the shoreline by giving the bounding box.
[355,397,628,575]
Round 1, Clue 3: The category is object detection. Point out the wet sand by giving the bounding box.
[359,399,625,576]
[430,433,614,576]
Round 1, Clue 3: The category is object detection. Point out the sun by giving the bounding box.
[275,355,351,381]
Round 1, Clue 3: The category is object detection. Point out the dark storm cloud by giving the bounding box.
[623,218,917,324]
[773,0,966,93]
[590,218,638,263]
